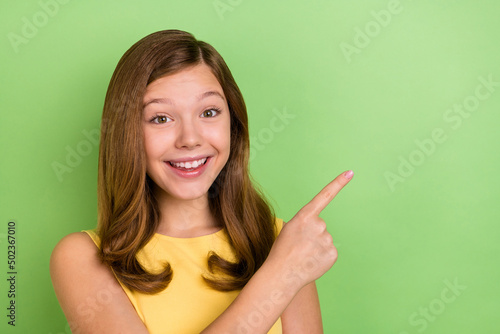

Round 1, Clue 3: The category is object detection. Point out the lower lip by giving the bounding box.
[165,157,211,179]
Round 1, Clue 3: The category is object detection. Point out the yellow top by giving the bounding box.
[84,218,283,334]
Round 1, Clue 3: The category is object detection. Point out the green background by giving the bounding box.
[1,0,499,333]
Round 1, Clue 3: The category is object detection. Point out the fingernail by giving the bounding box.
[344,170,354,180]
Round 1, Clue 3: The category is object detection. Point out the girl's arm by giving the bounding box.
[281,282,323,333]
[202,171,352,333]
[201,262,325,334]
[50,232,149,334]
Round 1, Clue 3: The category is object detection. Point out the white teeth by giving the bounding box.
[170,158,207,169]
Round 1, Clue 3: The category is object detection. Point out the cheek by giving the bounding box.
[212,121,231,155]
[143,130,168,162]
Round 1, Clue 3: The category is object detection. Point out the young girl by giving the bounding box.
[50,29,353,334]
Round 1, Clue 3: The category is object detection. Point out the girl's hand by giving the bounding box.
[202,171,353,333]
[266,170,354,292]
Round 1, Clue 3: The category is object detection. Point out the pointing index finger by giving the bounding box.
[299,170,353,217]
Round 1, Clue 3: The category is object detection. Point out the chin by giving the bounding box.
[164,185,212,202]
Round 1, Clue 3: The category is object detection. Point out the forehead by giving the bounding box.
[143,64,225,104]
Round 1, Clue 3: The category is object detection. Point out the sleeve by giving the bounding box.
[274,217,284,238]
[82,229,101,247]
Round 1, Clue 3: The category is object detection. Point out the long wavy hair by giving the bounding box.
[97,30,276,294]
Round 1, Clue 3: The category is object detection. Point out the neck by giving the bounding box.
[153,187,221,238]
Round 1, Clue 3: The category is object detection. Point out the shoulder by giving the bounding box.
[50,232,148,332]
[50,232,98,267]
[50,230,112,288]
[49,231,104,292]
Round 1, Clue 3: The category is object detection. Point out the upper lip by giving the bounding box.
[166,155,211,163]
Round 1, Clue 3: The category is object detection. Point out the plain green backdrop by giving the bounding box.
[1,0,499,333]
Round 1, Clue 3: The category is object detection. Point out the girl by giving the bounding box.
[50,29,353,334]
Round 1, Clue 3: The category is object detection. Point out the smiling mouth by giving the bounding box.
[168,157,208,171]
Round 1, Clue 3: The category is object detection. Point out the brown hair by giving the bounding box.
[97,30,276,293]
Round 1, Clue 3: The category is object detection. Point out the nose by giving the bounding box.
[175,119,202,150]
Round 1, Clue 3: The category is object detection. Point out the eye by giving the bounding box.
[149,115,172,124]
[201,108,221,118]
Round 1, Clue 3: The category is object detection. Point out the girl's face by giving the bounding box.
[142,64,231,202]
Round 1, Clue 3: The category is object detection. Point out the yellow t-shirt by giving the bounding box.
[84,218,283,334]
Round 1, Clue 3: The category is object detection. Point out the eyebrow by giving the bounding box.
[143,90,226,108]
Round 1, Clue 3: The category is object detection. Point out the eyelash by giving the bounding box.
[148,108,222,124]
[201,107,222,118]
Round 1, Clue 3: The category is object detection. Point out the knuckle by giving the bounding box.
[325,233,333,245]
[327,244,338,262]
[319,233,333,249]
[331,250,338,264]
[315,219,327,233]
[320,188,334,202]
